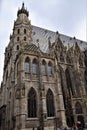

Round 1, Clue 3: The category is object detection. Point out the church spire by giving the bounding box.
[17,2,29,17]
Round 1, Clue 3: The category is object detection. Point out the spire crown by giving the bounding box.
[17,3,29,17]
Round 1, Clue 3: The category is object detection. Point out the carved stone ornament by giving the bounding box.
[16,89,21,99]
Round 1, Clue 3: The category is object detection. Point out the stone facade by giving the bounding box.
[0,3,87,130]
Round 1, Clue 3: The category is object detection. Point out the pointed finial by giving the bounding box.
[55,31,60,38]
[56,31,59,35]
[73,36,77,43]
[55,31,59,43]
[22,2,24,9]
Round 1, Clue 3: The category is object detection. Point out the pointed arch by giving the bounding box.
[24,57,30,73]
[32,58,38,74]
[28,88,37,117]
[75,102,83,114]
[41,60,46,75]
[46,89,55,117]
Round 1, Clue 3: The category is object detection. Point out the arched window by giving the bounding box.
[28,88,37,117]
[17,29,20,34]
[48,61,52,75]
[46,89,55,117]
[24,36,26,41]
[41,60,46,75]
[75,102,83,114]
[32,59,38,74]
[24,29,26,34]
[16,45,19,50]
[25,57,30,73]
[17,37,19,41]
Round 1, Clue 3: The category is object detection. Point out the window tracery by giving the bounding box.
[32,59,38,74]
[25,57,30,73]
[46,89,55,117]
[28,88,37,117]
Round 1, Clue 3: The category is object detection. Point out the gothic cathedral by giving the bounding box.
[0,3,87,130]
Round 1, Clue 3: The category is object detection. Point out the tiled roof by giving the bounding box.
[24,44,38,52]
[31,25,87,53]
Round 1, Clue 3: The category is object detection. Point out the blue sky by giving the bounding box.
[0,0,87,84]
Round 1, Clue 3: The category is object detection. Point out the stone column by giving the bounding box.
[41,88,47,119]
[55,63,67,127]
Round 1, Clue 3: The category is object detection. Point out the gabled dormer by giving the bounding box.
[72,38,85,69]
[49,31,66,62]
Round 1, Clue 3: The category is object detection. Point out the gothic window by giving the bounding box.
[24,36,26,41]
[17,37,19,41]
[24,29,26,34]
[65,68,74,95]
[28,88,37,117]
[32,59,38,74]
[17,29,20,34]
[25,57,30,73]
[48,61,52,75]
[75,102,83,114]
[46,89,55,117]
[41,60,46,75]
